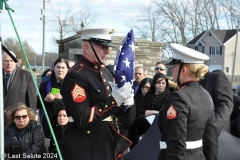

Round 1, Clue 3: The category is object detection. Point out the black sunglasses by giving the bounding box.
[15,115,28,120]
[155,67,166,71]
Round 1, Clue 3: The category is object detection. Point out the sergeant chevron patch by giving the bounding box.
[71,84,86,102]
[166,105,177,119]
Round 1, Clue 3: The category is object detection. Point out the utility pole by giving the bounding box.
[42,0,46,73]
[231,20,240,83]
[35,55,36,66]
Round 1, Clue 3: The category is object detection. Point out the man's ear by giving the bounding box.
[182,66,188,75]
[83,43,89,53]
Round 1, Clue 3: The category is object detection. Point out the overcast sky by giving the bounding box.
[1,0,152,55]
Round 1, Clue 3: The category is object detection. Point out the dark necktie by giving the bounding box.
[5,74,10,91]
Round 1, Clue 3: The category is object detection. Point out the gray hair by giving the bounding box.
[2,51,17,60]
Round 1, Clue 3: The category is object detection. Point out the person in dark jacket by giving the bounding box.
[230,95,240,138]
[128,78,152,149]
[158,43,218,160]
[48,106,69,156]
[4,103,46,160]
[132,66,146,95]
[59,28,133,160]
[137,73,170,117]
[2,51,37,126]
[37,58,69,138]
[134,78,152,115]
[199,69,233,135]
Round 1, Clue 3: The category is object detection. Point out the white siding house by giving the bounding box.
[187,30,240,81]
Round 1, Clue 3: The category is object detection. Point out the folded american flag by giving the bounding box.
[114,29,135,88]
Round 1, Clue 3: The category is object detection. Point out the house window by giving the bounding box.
[216,46,220,55]
[198,46,203,53]
[211,46,221,55]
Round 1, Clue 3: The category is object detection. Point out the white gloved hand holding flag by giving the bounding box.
[110,82,132,107]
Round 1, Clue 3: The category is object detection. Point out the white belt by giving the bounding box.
[159,139,202,149]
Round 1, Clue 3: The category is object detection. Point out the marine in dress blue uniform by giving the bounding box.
[59,28,133,160]
[158,44,218,160]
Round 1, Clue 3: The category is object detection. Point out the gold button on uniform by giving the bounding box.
[103,79,106,82]
[98,90,100,92]
[112,101,115,104]
[107,86,110,90]
[99,109,102,112]
[80,64,83,66]
[109,94,111,97]
[100,72,102,75]
[87,131,90,134]
[94,65,98,69]
[105,105,108,108]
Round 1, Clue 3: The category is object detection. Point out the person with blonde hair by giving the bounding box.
[4,103,46,159]
[158,44,218,160]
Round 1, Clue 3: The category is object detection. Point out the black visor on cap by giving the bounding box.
[166,58,184,65]
[84,38,115,48]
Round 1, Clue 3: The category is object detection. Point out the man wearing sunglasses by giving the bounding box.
[155,62,167,75]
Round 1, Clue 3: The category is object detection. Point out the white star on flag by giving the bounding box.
[122,57,131,69]
[129,41,135,52]
[120,75,126,82]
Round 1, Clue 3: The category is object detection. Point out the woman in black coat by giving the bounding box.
[49,106,69,156]
[134,78,152,116]
[4,104,46,160]
[137,73,170,117]
[37,58,69,138]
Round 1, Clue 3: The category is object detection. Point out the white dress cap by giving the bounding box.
[167,43,209,65]
[78,28,114,40]
[78,28,115,47]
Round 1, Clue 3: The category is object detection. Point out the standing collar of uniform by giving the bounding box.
[178,80,198,88]
[79,56,102,71]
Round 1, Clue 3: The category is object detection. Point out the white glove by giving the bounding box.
[110,82,132,106]
[123,89,134,106]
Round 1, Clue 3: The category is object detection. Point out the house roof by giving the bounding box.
[188,31,206,44]
[187,29,239,45]
[212,30,238,43]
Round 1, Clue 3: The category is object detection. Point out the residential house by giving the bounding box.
[187,29,240,82]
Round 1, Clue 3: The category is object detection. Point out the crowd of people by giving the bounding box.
[2,27,240,160]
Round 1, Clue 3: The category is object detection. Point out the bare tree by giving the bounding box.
[154,0,191,45]
[3,38,36,67]
[220,0,240,29]
[125,3,160,42]
[186,0,209,37]
[127,0,240,61]
[48,6,73,43]
[66,5,99,35]
[48,5,99,44]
